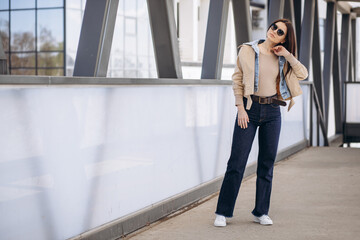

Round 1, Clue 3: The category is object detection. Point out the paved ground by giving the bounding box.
[123,147,360,240]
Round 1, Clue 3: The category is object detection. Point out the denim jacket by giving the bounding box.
[244,39,291,100]
[232,39,308,111]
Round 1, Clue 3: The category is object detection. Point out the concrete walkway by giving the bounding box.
[123,147,360,240]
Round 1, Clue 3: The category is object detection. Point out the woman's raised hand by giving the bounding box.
[237,105,249,129]
[271,45,290,57]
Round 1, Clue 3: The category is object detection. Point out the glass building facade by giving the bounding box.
[66,0,157,78]
[0,0,157,77]
[0,0,269,79]
[0,0,65,75]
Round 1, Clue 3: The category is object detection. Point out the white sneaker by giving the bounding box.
[253,214,273,225]
[214,214,226,227]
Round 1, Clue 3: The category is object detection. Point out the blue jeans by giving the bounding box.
[215,95,282,218]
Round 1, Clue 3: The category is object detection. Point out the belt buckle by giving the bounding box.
[258,97,267,104]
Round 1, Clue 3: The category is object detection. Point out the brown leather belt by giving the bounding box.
[251,95,287,106]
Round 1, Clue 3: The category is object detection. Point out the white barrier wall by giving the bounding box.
[0,85,305,239]
[346,84,360,123]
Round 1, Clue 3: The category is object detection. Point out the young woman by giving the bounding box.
[214,19,308,227]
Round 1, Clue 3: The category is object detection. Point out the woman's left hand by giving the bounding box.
[271,45,290,57]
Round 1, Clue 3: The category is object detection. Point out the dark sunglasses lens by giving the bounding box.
[271,23,277,30]
[277,29,284,36]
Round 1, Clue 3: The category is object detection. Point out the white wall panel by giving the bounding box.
[346,84,360,123]
[0,85,306,239]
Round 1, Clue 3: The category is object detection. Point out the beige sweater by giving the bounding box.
[254,51,278,97]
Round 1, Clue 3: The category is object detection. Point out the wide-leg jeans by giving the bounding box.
[215,96,282,218]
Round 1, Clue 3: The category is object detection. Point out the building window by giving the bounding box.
[106,0,156,78]
[65,0,156,78]
[0,0,65,76]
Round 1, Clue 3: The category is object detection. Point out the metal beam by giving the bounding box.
[350,12,357,19]
[299,0,315,72]
[351,19,357,81]
[74,0,119,77]
[340,14,351,84]
[201,0,230,79]
[250,1,265,9]
[336,2,352,14]
[293,0,302,57]
[312,0,325,118]
[268,0,285,24]
[348,39,354,82]
[323,1,336,129]
[283,0,298,56]
[0,75,233,86]
[232,0,251,50]
[353,7,360,17]
[333,14,343,134]
[147,0,182,78]
[284,0,295,24]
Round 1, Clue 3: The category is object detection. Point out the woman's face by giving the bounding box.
[267,21,287,44]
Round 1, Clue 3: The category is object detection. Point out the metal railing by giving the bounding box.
[300,81,329,146]
[0,75,232,86]
[0,76,330,147]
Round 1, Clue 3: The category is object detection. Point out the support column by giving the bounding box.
[312,0,324,117]
[268,0,284,25]
[284,0,295,26]
[283,0,298,57]
[348,39,353,82]
[299,0,315,71]
[147,0,182,78]
[339,13,351,129]
[333,14,343,134]
[340,14,351,84]
[74,0,119,77]
[293,0,302,56]
[232,0,251,49]
[351,18,357,82]
[322,1,336,129]
[201,0,230,79]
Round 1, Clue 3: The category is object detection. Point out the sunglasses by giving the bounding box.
[270,23,285,37]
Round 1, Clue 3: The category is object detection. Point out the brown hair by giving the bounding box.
[267,18,297,78]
